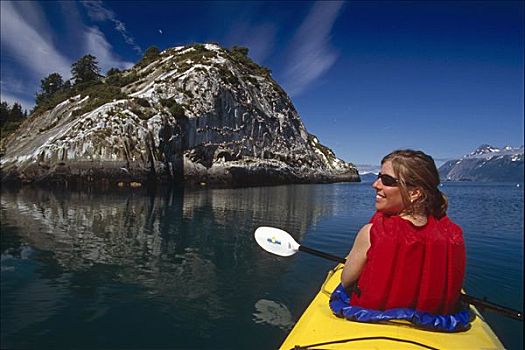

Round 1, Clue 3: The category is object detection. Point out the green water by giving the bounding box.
[1,183,523,349]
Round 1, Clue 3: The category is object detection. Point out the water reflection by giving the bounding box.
[1,185,337,341]
[1,183,522,349]
[1,186,335,270]
[253,299,293,330]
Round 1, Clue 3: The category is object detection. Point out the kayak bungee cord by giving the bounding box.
[289,336,439,350]
[254,226,523,321]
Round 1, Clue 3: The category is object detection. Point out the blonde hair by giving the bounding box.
[382,149,448,218]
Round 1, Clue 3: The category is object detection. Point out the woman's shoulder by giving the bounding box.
[359,223,373,235]
[352,223,373,251]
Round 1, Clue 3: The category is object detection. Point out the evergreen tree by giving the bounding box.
[71,54,101,84]
[36,73,64,105]
[231,46,249,57]
[63,80,72,90]
[106,67,121,76]
[144,46,160,60]
[41,73,64,96]
[0,101,9,126]
[0,101,25,132]
[105,68,122,86]
[9,103,24,121]
[139,46,160,66]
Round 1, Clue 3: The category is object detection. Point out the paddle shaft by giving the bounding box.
[299,245,346,264]
[298,243,523,321]
[460,294,523,321]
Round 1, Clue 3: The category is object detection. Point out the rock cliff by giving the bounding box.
[1,44,359,188]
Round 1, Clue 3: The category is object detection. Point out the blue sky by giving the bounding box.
[1,1,523,166]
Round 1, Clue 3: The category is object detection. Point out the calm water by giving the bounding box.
[1,182,523,349]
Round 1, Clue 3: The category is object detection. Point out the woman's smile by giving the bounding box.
[372,161,405,214]
[375,192,386,201]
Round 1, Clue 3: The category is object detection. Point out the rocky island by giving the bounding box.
[0,44,359,188]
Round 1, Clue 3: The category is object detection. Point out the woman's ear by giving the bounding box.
[409,188,422,203]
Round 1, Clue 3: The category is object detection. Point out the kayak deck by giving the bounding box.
[280,265,505,350]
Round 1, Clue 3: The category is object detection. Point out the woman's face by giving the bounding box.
[372,160,406,215]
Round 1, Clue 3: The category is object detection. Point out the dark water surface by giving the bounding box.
[1,183,523,349]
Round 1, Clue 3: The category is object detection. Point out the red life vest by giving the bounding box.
[349,211,466,315]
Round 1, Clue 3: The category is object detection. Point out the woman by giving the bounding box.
[341,149,466,315]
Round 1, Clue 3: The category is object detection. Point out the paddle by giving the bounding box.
[254,226,523,321]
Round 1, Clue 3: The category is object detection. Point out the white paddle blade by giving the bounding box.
[254,227,300,257]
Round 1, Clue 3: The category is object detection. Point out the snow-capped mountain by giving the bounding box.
[465,144,524,159]
[439,145,524,182]
[1,44,359,187]
[356,164,380,183]
[359,172,379,183]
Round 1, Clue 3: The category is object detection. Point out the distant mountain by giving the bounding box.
[439,145,524,182]
[359,172,379,183]
[356,164,379,183]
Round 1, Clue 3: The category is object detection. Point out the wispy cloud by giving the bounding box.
[1,1,136,109]
[282,1,345,96]
[83,26,135,73]
[81,1,142,55]
[0,1,71,79]
[0,1,71,110]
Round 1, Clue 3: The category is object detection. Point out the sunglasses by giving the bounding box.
[376,172,400,187]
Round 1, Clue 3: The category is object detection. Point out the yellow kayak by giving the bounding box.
[280,264,505,350]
